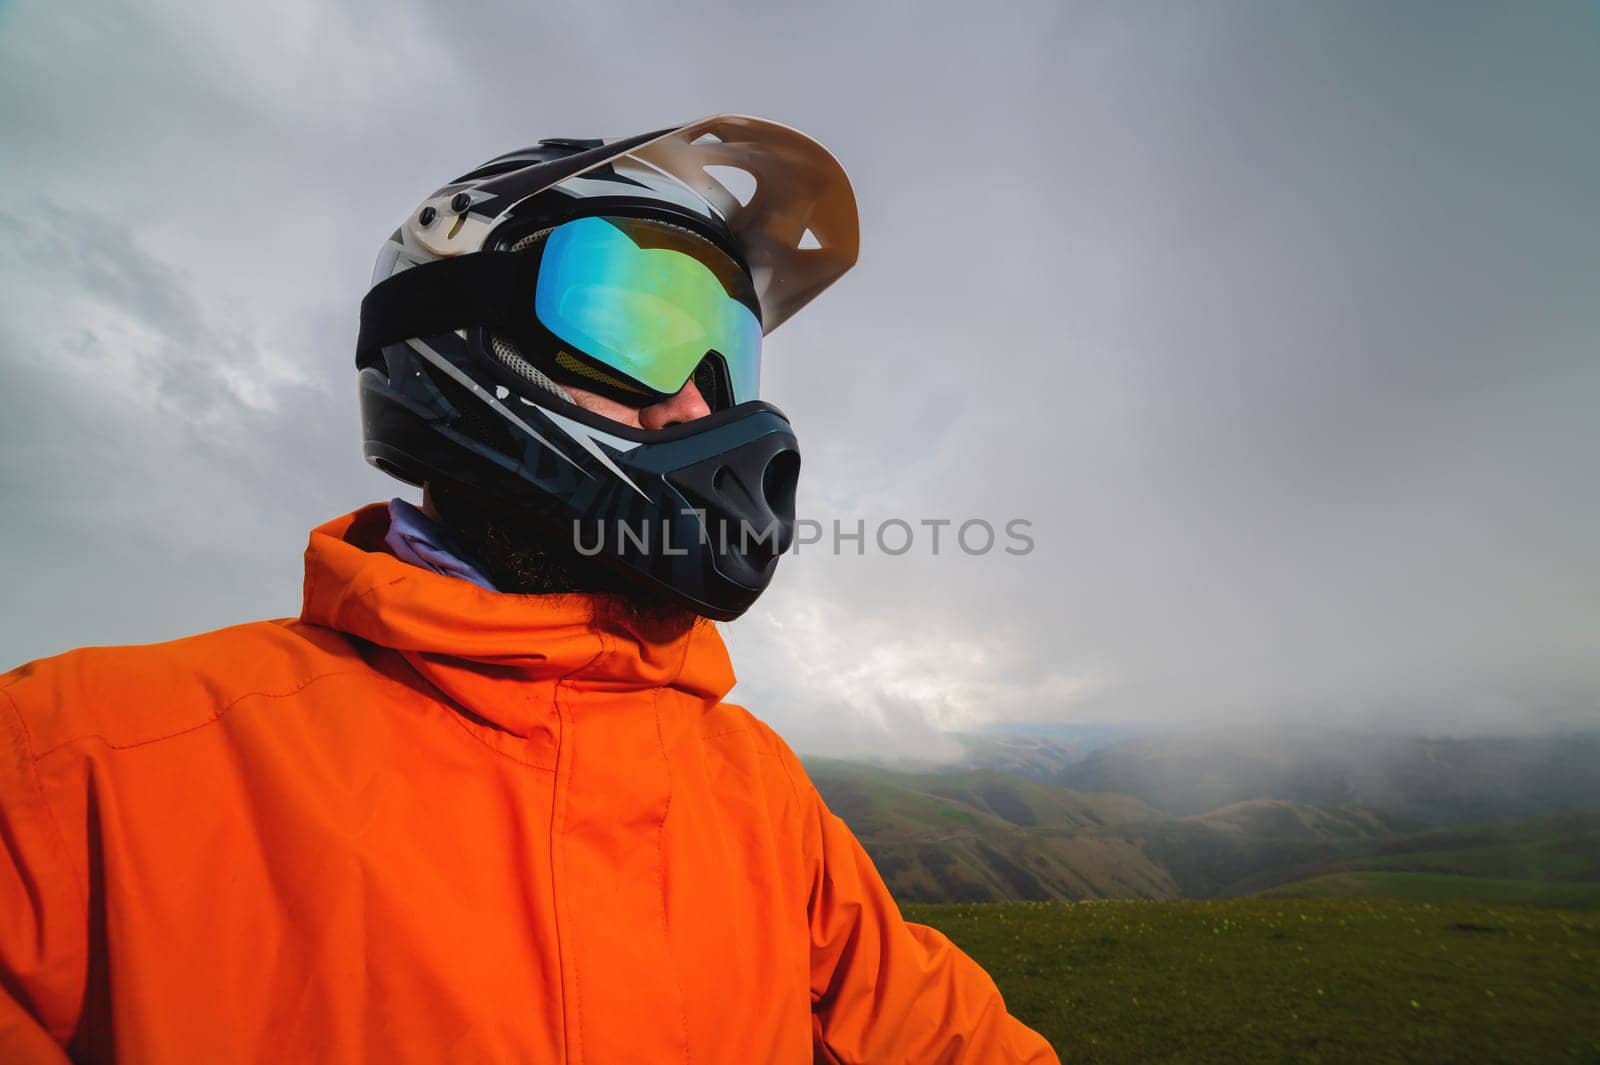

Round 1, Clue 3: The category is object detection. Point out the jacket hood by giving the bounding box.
[299,504,737,739]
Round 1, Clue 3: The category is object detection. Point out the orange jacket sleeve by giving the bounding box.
[0,996,69,1065]
[793,756,1060,1064]
[0,692,79,1064]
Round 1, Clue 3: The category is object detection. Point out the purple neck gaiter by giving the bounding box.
[384,498,500,593]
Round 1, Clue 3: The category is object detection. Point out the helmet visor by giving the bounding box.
[533,215,762,405]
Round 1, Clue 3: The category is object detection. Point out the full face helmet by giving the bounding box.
[356,114,859,621]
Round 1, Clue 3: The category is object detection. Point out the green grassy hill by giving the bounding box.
[810,757,1600,906]
[1244,812,1600,908]
[807,758,1183,901]
[1256,871,1600,909]
[1190,797,1395,840]
[902,897,1599,1065]
[1134,801,1399,898]
[1349,812,1600,878]
[808,760,1403,902]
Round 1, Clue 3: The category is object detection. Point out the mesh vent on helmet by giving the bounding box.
[491,334,570,398]
[553,350,652,395]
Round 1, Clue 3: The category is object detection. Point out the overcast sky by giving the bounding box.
[2,1,1596,753]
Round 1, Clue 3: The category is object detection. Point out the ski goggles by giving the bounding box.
[356,214,764,408]
[530,215,763,407]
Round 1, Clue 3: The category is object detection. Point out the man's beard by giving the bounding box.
[429,478,700,639]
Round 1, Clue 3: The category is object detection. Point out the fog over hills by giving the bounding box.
[808,725,1600,903]
[805,759,1404,903]
[912,727,1600,828]
[1049,730,1600,827]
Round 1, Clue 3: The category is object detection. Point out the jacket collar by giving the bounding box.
[299,505,736,728]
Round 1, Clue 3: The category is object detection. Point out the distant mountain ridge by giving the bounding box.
[934,728,1600,828]
[805,728,1600,904]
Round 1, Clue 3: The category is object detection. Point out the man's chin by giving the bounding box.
[429,479,706,636]
[482,515,701,633]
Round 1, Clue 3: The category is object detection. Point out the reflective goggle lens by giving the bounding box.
[534,216,762,404]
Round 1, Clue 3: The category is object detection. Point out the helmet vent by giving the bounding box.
[703,165,757,207]
[490,334,572,401]
[508,232,548,253]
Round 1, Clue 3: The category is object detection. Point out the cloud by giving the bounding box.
[0,198,395,657]
[2,1,1597,746]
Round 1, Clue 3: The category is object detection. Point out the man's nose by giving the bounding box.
[640,378,712,430]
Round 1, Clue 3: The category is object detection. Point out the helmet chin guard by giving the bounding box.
[358,116,855,619]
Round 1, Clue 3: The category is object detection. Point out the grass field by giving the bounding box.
[1258,871,1600,909]
[901,897,1600,1065]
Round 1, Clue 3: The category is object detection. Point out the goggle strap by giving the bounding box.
[357,252,527,368]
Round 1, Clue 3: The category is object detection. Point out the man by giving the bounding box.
[0,115,1059,1063]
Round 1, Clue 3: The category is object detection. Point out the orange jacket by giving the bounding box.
[0,504,1058,1064]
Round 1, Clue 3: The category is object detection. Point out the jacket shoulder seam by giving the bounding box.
[700,714,807,806]
[759,726,807,811]
[32,670,367,762]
